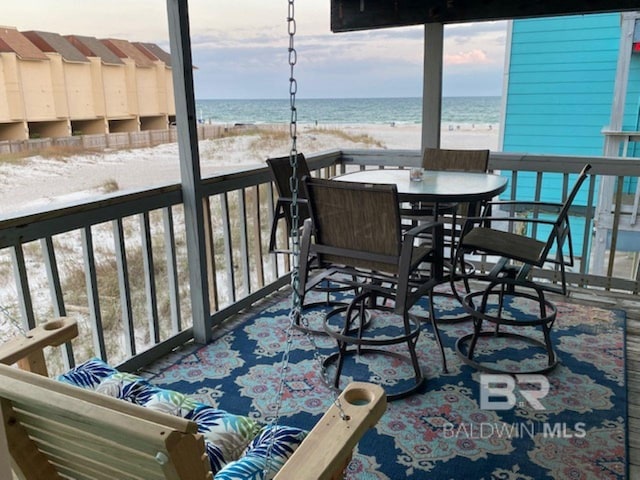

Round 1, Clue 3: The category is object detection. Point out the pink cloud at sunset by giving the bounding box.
[445,49,490,65]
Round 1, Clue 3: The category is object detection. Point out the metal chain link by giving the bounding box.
[282,0,347,421]
[265,1,348,476]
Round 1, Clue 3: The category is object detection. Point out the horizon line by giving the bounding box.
[195,95,502,101]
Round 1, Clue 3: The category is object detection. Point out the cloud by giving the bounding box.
[445,49,490,65]
[2,2,508,99]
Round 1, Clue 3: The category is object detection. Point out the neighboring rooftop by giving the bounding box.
[0,26,172,69]
[0,26,48,61]
[64,35,124,65]
[102,38,155,68]
[22,31,89,63]
[134,42,172,67]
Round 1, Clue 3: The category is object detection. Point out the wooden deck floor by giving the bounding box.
[558,287,639,478]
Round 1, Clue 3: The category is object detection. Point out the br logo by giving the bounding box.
[480,374,550,410]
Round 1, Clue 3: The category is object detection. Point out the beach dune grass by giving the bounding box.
[306,126,385,148]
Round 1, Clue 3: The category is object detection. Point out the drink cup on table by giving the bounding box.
[410,167,424,182]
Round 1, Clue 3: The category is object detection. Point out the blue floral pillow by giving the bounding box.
[94,371,159,405]
[143,390,262,474]
[56,359,307,478]
[57,358,117,389]
[215,425,307,480]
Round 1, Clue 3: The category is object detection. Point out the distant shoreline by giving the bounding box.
[196,96,501,126]
[196,95,501,101]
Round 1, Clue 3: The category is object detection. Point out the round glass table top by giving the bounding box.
[335,169,508,203]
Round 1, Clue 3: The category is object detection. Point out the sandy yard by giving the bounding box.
[0,123,498,215]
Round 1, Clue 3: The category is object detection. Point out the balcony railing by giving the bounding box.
[0,149,638,374]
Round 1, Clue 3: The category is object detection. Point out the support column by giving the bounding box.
[593,13,637,276]
[166,0,212,343]
[421,23,444,151]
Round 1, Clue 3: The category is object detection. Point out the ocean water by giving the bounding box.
[195,96,500,126]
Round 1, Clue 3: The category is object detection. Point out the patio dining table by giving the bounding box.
[333,168,509,323]
[333,168,508,208]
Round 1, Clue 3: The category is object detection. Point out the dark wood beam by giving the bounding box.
[331,0,640,32]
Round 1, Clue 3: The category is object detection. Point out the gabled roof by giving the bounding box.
[64,35,124,65]
[133,42,172,67]
[22,31,89,63]
[101,38,154,68]
[0,26,48,61]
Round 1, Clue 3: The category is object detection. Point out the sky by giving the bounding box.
[2,1,507,99]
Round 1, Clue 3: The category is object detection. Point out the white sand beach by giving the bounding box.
[0,123,498,215]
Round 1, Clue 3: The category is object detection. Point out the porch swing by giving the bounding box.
[0,2,385,480]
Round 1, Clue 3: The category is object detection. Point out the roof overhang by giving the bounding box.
[331,0,640,32]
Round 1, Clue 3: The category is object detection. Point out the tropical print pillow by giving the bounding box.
[144,390,262,473]
[56,358,307,478]
[95,371,159,405]
[57,358,117,389]
[215,425,307,480]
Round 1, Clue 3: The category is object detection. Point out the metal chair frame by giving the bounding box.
[300,177,446,400]
[453,164,592,374]
[454,163,592,296]
[266,153,312,254]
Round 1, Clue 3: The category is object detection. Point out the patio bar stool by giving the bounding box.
[455,277,558,374]
[452,164,592,374]
[300,176,446,401]
[266,153,361,334]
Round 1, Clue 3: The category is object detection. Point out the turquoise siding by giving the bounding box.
[503,13,625,156]
[501,14,640,254]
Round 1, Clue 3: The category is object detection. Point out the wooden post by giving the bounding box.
[421,23,444,152]
[593,13,638,276]
[166,0,212,344]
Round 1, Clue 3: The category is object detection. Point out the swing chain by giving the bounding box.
[263,5,301,476]
[284,1,347,420]
[287,0,300,311]
[284,0,347,419]
[266,3,347,477]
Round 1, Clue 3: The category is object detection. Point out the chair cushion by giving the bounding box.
[58,358,307,477]
[462,227,546,265]
[215,425,308,479]
[58,357,118,389]
[95,371,161,404]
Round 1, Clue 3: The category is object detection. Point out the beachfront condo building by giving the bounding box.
[0,26,175,141]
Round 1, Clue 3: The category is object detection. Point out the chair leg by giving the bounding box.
[357,299,366,355]
[467,286,491,359]
[533,284,556,368]
[542,323,556,368]
[403,312,423,383]
[428,290,448,373]
[333,337,348,390]
[495,281,506,335]
[467,316,483,360]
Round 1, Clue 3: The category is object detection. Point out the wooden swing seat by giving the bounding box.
[0,318,386,480]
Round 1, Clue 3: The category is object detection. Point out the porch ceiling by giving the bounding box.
[331,0,640,32]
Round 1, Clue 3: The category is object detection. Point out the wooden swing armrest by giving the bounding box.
[0,317,78,375]
[275,382,387,480]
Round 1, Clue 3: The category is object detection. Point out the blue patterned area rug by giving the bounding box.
[144,289,627,479]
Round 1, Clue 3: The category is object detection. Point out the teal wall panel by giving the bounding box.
[502,13,640,253]
[502,13,638,157]
[503,13,640,158]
